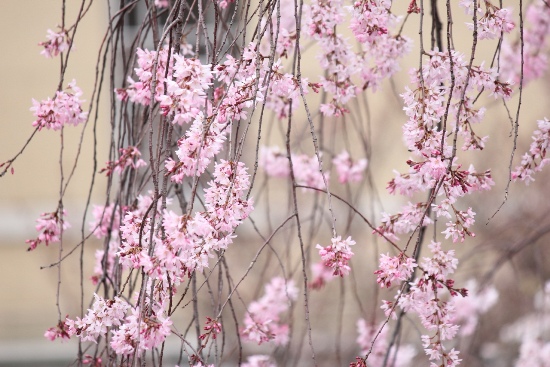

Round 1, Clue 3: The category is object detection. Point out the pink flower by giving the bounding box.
[39,28,71,58]
[460,1,515,40]
[242,355,277,367]
[26,209,70,251]
[241,277,298,345]
[316,236,355,277]
[332,150,368,184]
[513,118,550,184]
[100,146,146,176]
[374,252,417,288]
[31,80,88,131]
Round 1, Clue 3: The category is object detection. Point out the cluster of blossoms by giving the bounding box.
[166,42,267,181]
[199,317,222,343]
[316,236,356,277]
[39,28,71,58]
[513,117,550,184]
[99,146,146,176]
[304,0,358,116]
[31,79,88,131]
[241,277,298,345]
[63,294,130,342]
[258,0,296,59]
[118,160,253,286]
[374,252,417,288]
[119,47,173,105]
[259,145,329,189]
[264,61,312,119]
[379,49,503,245]
[459,0,515,40]
[332,150,368,184]
[309,261,337,290]
[375,202,432,241]
[165,112,227,179]
[242,355,277,367]
[26,209,70,251]
[158,55,214,125]
[383,242,464,367]
[350,0,411,90]
[499,0,550,84]
[110,305,172,355]
[46,294,172,357]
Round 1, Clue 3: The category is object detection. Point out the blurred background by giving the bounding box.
[1,1,550,366]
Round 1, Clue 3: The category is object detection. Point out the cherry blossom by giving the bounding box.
[65,294,130,343]
[26,209,70,251]
[31,80,88,131]
[332,150,368,184]
[374,252,417,288]
[513,118,550,184]
[459,0,515,40]
[316,236,355,277]
[241,277,298,345]
[39,28,71,58]
[243,355,277,367]
[100,146,146,176]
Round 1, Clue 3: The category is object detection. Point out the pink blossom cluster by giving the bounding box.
[355,319,416,367]
[165,112,226,180]
[31,79,88,131]
[44,318,71,341]
[242,355,277,367]
[265,61,311,119]
[26,209,70,251]
[89,202,125,284]
[110,306,172,355]
[350,0,411,90]
[89,203,122,239]
[259,146,329,189]
[158,55,214,125]
[304,0,358,116]
[380,49,508,245]
[332,150,367,184]
[513,117,550,184]
[97,161,252,311]
[375,202,432,241]
[100,146,147,176]
[166,43,266,181]
[162,160,254,275]
[316,236,355,277]
[122,47,172,105]
[64,294,130,342]
[258,0,296,58]
[394,241,463,366]
[308,262,336,289]
[199,317,222,343]
[39,28,71,58]
[374,252,417,288]
[241,277,298,345]
[116,191,170,275]
[459,0,515,40]
[215,42,266,123]
[403,49,511,156]
[499,0,550,84]
[259,146,290,178]
[154,0,169,8]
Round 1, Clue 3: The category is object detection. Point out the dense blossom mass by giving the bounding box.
[14,0,550,366]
